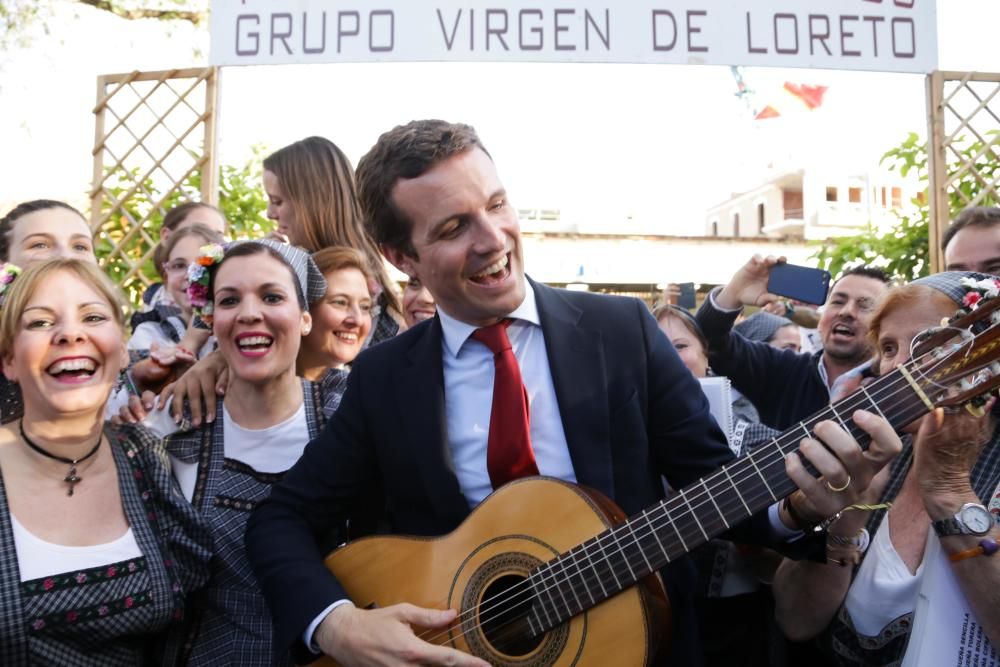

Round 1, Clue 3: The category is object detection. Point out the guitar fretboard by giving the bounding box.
[524,357,938,635]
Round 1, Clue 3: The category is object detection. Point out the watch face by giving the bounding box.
[960,505,993,534]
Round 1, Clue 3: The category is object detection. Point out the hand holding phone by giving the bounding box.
[677,282,696,309]
[766,263,831,306]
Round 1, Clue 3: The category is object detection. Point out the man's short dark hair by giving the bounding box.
[941,206,1000,251]
[836,265,892,286]
[355,120,489,258]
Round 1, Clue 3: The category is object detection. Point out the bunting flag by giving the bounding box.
[755,82,828,120]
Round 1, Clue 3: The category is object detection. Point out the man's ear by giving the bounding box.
[381,244,414,277]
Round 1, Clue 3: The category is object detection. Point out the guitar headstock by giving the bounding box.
[909,294,1000,410]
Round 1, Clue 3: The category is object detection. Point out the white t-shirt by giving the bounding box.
[163,402,311,502]
[11,514,142,581]
[844,515,926,636]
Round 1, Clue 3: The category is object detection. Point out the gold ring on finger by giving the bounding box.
[825,475,851,493]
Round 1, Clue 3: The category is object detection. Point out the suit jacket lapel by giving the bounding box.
[531,279,614,498]
[394,317,471,525]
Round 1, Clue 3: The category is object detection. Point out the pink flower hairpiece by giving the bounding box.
[186,243,226,326]
[958,276,1000,323]
[0,263,22,308]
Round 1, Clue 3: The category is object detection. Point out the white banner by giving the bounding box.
[210,0,937,73]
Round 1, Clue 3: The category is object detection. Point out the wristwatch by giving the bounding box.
[932,503,996,537]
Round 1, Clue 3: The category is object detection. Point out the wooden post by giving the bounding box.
[202,67,220,205]
[90,75,108,235]
[925,71,947,274]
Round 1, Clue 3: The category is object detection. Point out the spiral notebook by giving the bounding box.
[697,376,737,455]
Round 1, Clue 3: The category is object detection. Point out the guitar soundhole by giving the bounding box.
[479,574,544,656]
[458,549,570,664]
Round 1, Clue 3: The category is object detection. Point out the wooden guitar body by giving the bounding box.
[308,300,1000,666]
[316,477,669,666]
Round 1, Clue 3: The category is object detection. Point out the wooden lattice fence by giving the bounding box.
[90,67,218,304]
[926,71,1000,272]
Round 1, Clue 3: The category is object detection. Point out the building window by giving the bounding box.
[732,213,740,237]
[881,187,888,207]
[891,187,902,207]
[848,187,862,203]
[711,221,718,236]
[826,187,838,202]
[757,203,765,233]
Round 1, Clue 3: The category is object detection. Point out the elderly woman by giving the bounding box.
[141,240,335,666]
[735,310,801,353]
[0,259,209,664]
[773,271,1000,665]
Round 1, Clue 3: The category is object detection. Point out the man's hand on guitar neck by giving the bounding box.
[781,409,902,529]
[316,602,491,667]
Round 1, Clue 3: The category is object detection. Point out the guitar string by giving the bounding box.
[431,373,939,651]
[427,327,993,648]
[416,343,962,648]
[453,390,938,655]
[418,345,960,648]
[473,391,938,654]
[420,357,948,651]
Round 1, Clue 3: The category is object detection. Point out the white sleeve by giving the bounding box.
[769,502,805,541]
[304,600,355,653]
[128,322,166,352]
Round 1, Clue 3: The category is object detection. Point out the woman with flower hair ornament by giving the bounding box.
[0,259,210,665]
[773,272,1000,665]
[138,239,339,666]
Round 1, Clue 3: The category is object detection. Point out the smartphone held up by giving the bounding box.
[766,262,831,305]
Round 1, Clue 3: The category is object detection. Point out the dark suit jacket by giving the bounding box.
[246,279,811,665]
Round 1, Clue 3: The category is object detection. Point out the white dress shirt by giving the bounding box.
[437,282,575,507]
[308,281,798,648]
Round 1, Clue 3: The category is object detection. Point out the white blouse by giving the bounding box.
[844,515,927,636]
[11,514,142,582]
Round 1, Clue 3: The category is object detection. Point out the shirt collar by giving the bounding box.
[818,353,873,392]
[438,280,541,358]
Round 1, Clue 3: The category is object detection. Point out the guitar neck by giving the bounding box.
[528,360,934,634]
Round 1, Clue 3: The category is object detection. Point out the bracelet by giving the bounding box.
[783,495,821,531]
[828,528,871,552]
[949,537,1000,563]
[815,502,893,533]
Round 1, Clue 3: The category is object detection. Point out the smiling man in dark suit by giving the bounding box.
[246,120,901,667]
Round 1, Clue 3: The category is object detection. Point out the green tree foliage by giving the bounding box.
[812,131,1000,282]
[95,147,272,306]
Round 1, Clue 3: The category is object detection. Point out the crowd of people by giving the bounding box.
[0,121,998,667]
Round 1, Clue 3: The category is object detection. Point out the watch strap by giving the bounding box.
[932,517,967,537]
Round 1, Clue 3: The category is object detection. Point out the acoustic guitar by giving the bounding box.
[319,296,1000,666]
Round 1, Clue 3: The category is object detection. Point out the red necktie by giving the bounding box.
[472,319,539,489]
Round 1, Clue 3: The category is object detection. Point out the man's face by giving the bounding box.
[945,225,1000,275]
[383,148,525,327]
[817,275,888,364]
